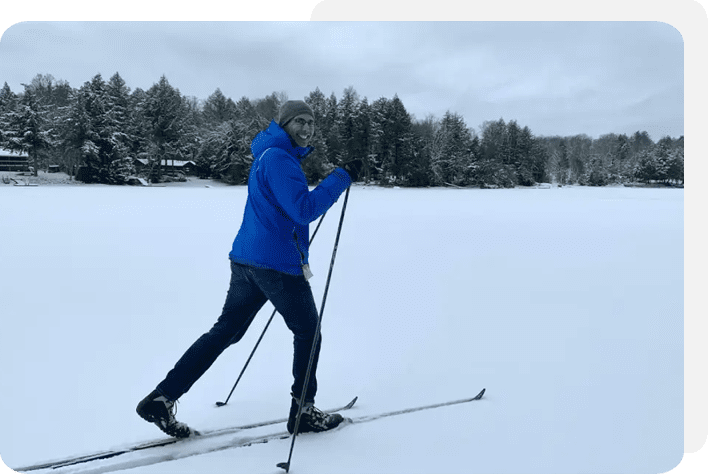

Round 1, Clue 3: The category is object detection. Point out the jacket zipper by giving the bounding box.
[293,228,312,280]
[293,228,305,265]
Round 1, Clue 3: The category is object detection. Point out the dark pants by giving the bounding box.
[157,261,321,404]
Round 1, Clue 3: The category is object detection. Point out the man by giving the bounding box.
[136,100,358,438]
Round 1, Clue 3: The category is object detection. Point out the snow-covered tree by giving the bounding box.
[302,87,335,184]
[337,86,360,163]
[4,86,55,176]
[202,88,236,125]
[142,75,187,182]
[382,95,414,183]
[430,111,473,186]
[0,82,18,148]
[67,74,134,183]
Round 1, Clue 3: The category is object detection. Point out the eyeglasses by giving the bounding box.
[293,118,315,127]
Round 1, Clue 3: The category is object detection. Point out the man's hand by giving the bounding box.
[341,159,364,182]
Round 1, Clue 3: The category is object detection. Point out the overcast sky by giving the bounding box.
[0,7,690,140]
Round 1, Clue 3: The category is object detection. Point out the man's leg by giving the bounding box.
[248,266,320,403]
[156,262,268,401]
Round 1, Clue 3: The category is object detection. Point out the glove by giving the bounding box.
[341,159,363,182]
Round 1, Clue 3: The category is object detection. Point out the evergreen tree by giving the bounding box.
[143,75,187,182]
[383,95,414,183]
[337,86,360,163]
[4,86,55,176]
[352,97,372,181]
[653,137,676,184]
[126,87,150,160]
[508,120,536,185]
[521,126,547,184]
[180,95,203,168]
[323,92,342,164]
[302,87,334,183]
[67,74,133,183]
[367,97,388,181]
[478,119,515,188]
[105,73,132,162]
[19,74,75,172]
[558,139,570,184]
[611,134,630,182]
[584,155,609,186]
[202,88,235,125]
[566,134,592,184]
[0,82,17,113]
[630,131,654,157]
[430,111,473,186]
[254,91,286,123]
[666,144,684,185]
[0,82,18,148]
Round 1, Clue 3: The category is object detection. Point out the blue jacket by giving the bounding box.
[229,121,351,275]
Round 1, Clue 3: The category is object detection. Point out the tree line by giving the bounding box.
[0,73,684,187]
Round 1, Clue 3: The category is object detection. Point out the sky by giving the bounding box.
[0,2,702,142]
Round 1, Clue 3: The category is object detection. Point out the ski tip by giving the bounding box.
[475,388,486,400]
[344,396,358,409]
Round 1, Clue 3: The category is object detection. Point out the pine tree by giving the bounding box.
[430,111,473,186]
[202,88,235,125]
[324,92,341,164]
[143,75,187,182]
[105,73,133,178]
[106,73,131,137]
[367,97,388,181]
[254,92,286,124]
[353,97,372,181]
[666,145,684,185]
[126,87,147,156]
[410,114,438,187]
[478,119,515,188]
[5,86,54,176]
[383,95,414,183]
[337,86,360,163]
[612,134,630,182]
[67,74,133,183]
[0,82,17,113]
[302,87,334,183]
[0,82,18,149]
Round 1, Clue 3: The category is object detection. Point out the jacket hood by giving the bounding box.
[251,120,314,161]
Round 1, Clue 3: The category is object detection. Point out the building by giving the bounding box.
[133,158,197,176]
[0,148,29,172]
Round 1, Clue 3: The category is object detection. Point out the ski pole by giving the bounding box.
[215,211,328,408]
[277,186,351,473]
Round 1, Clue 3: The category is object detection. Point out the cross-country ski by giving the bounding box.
[16,398,358,472]
[14,392,487,474]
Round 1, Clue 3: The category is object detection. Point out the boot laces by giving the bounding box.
[304,405,329,424]
[160,398,186,427]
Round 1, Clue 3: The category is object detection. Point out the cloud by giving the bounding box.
[0,21,684,139]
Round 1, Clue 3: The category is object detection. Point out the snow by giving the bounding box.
[0,183,685,474]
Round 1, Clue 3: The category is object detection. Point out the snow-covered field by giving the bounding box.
[0,184,684,474]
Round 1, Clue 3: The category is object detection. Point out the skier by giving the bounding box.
[136,100,361,438]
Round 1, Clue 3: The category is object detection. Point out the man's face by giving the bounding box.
[284,114,315,148]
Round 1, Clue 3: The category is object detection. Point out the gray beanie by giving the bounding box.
[278,100,314,127]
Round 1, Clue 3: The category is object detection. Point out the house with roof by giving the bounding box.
[133,158,197,176]
[0,148,29,172]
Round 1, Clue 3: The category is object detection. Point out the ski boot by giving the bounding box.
[136,389,199,438]
[287,395,345,434]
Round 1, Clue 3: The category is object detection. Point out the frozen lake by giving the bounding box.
[0,184,684,474]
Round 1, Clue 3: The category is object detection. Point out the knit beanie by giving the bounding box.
[278,100,314,127]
